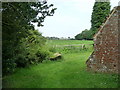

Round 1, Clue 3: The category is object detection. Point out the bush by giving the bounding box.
[15,30,50,65]
[36,48,50,62]
[2,58,16,75]
[15,54,29,67]
[3,30,51,75]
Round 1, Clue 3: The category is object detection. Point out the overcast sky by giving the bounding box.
[35,0,119,38]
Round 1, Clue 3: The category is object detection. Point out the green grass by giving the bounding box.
[46,40,93,46]
[3,52,118,88]
[47,40,94,54]
[2,40,118,88]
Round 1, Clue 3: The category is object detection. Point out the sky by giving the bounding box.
[35,0,119,38]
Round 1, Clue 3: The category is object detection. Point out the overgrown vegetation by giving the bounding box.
[2,2,56,75]
[47,40,93,54]
[3,40,118,88]
[49,44,93,54]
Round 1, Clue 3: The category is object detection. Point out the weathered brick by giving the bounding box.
[86,6,120,73]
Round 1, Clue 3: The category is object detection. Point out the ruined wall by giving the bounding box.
[118,6,120,73]
[86,6,120,73]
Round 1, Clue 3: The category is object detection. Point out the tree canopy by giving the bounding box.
[2,1,56,75]
[75,1,111,40]
[91,1,111,34]
[75,29,93,40]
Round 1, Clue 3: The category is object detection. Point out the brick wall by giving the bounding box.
[86,6,120,73]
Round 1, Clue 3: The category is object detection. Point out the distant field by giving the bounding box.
[46,40,94,46]
[46,40,94,54]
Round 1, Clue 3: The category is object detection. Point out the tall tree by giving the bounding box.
[75,0,110,40]
[2,1,56,75]
[91,0,111,35]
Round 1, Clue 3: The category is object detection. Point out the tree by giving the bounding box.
[75,29,93,40]
[75,1,110,40]
[91,0,111,35]
[2,1,57,75]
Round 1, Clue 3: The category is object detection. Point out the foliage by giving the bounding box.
[75,1,111,40]
[2,2,56,75]
[75,29,93,40]
[91,1,111,35]
[3,29,52,75]
[2,59,16,74]
[14,30,48,67]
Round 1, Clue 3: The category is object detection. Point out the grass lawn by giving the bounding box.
[2,40,118,88]
[3,51,118,88]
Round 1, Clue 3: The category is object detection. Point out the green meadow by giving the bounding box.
[46,40,94,45]
[3,40,118,88]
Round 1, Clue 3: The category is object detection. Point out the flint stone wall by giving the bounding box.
[86,6,120,73]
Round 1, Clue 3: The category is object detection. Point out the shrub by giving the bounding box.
[3,30,51,75]
[36,48,50,62]
[15,54,29,67]
[2,58,16,75]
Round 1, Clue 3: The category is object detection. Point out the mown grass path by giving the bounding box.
[3,51,118,88]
